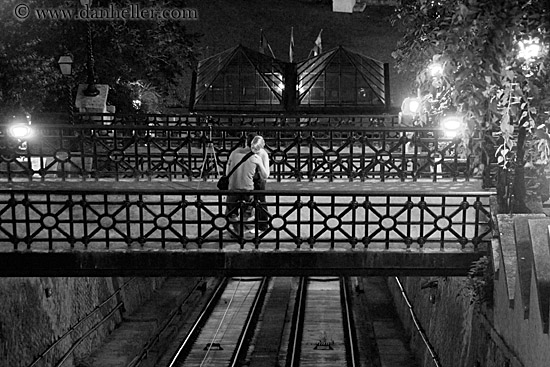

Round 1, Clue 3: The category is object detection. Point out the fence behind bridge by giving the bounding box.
[1,113,481,182]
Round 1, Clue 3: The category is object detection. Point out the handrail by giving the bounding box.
[394,277,442,367]
[0,185,494,197]
[167,278,228,367]
[127,278,209,367]
[0,188,493,250]
[54,302,124,367]
[28,277,136,367]
[21,122,465,133]
[1,122,480,183]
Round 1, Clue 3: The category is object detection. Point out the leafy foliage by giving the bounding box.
[0,0,201,113]
[462,256,494,308]
[392,0,550,212]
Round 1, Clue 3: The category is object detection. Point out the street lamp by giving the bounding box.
[428,61,444,78]
[58,55,73,76]
[401,97,421,116]
[517,37,543,61]
[57,54,74,124]
[440,113,463,138]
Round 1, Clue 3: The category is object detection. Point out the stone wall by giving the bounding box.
[387,276,524,367]
[0,277,165,367]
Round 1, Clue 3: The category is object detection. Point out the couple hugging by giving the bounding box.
[225,134,270,234]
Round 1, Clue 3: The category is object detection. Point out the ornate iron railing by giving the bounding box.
[74,112,399,128]
[0,186,492,251]
[1,121,478,182]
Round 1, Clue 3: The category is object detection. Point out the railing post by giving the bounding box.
[283,63,298,112]
[383,62,391,111]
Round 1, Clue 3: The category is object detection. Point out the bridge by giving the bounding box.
[0,113,494,276]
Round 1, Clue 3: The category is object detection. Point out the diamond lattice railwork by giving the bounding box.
[0,185,492,252]
[0,118,479,183]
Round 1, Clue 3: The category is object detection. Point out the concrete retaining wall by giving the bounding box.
[387,276,524,367]
[0,277,165,367]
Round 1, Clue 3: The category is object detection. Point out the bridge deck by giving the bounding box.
[0,178,488,194]
[0,179,494,277]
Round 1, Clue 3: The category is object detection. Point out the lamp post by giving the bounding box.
[83,5,100,97]
[57,54,74,124]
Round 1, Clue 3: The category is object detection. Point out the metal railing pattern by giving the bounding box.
[73,112,400,127]
[1,122,477,183]
[0,188,492,251]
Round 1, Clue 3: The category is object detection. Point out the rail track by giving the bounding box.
[286,276,358,367]
[161,277,360,367]
[166,277,267,367]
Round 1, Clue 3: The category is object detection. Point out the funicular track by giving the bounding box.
[286,277,358,367]
[165,277,359,367]
[167,277,268,367]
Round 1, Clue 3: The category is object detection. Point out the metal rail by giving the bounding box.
[69,112,400,127]
[0,188,492,251]
[287,277,358,367]
[55,302,124,367]
[340,277,360,367]
[167,278,228,367]
[230,277,269,367]
[286,277,307,367]
[28,277,136,367]
[167,277,267,367]
[394,277,442,367]
[1,122,479,182]
[127,279,211,367]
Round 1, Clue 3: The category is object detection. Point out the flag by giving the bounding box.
[289,27,295,63]
[312,29,323,57]
[259,29,275,58]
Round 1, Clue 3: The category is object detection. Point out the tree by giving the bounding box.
[0,0,201,114]
[392,0,550,213]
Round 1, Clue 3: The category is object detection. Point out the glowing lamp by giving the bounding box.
[401,97,421,116]
[428,61,444,77]
[8,123,33,139]
[441,114,463,137]
[518,38,543,60]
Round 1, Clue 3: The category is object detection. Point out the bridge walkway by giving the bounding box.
[0,179,494,277]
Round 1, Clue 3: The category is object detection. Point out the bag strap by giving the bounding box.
[226,151,254,178]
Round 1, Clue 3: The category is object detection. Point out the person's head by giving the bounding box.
[248,134,265,154]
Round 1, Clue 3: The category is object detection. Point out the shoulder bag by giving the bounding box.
[217,151,254,190]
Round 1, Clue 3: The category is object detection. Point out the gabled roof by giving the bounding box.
[191,44,390,112]
[194,46,236,103]
[296,46,387,105]
[194,45,286,107]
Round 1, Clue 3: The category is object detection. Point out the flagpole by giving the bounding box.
[259,28,264,54]
[289,27,294,63]
[313,29,323,57]
[260,29,276,59]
